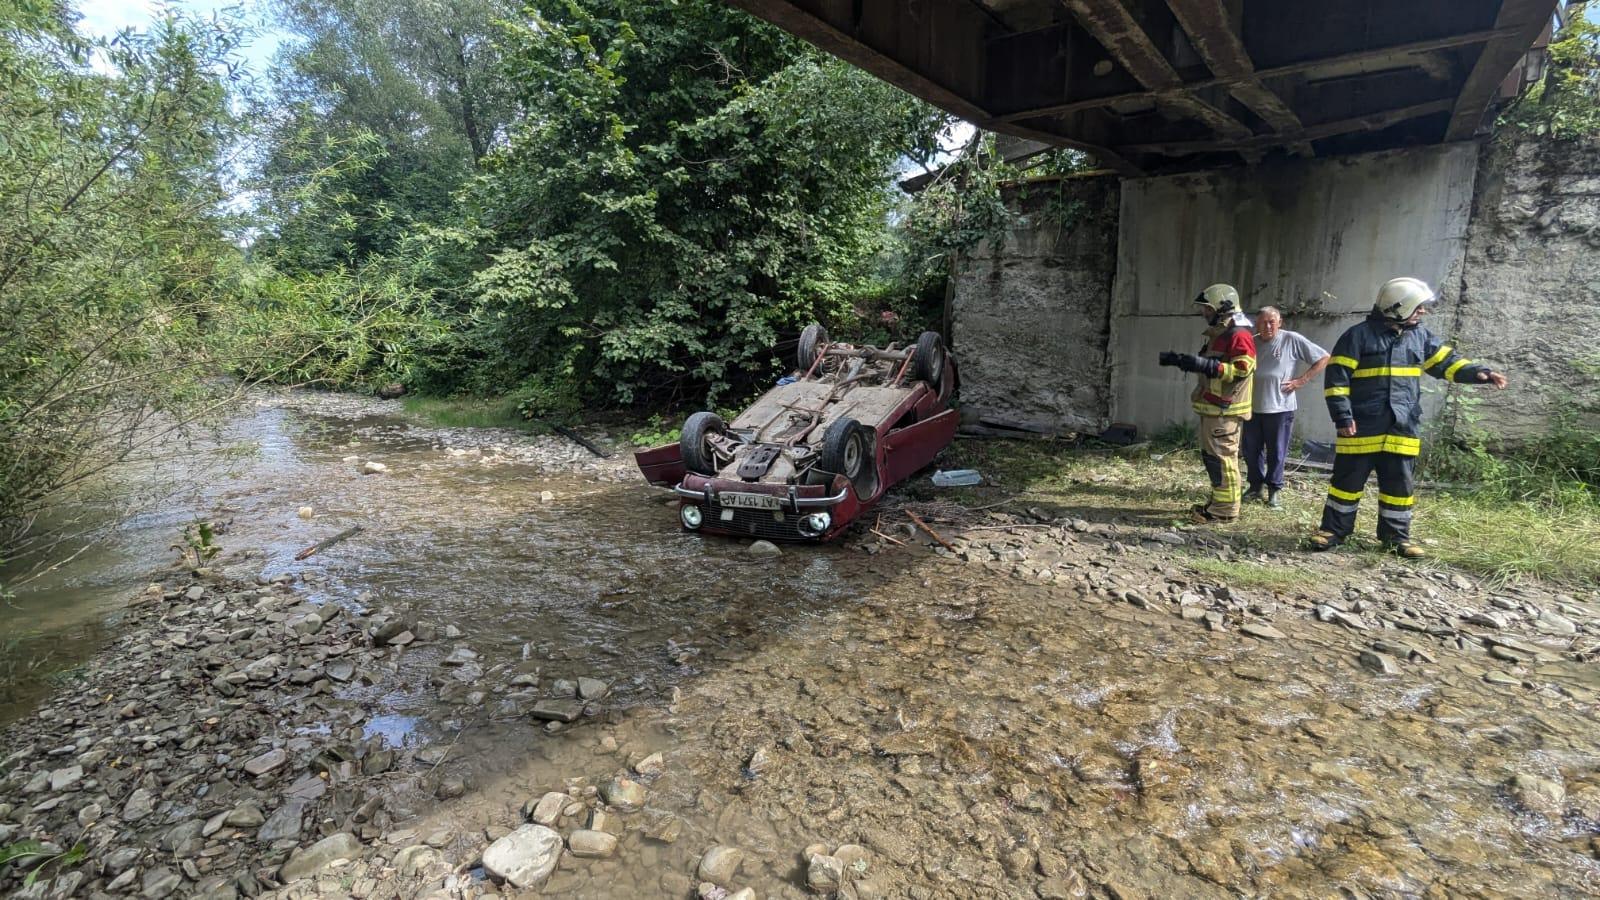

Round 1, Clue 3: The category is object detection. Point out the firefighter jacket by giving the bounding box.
[1191,316,1257,418]
[1323,313,1490,456]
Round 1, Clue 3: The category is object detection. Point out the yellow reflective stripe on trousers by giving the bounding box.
[1423,345,1453,369]
[1378,492,1416,507]
[1444,358,1473,380]
[1324,386,1349,397]
[1336,434,1421,456]
[1352,366,1421,378]
[1327,485,1363,502]
[1330,355,1358,370]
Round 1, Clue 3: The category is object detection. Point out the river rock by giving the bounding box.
[601,776,647,812]
[633,752,665,777]
[226,802,265,827]
[258,799,306,843]
[280,832,362,882]
[244,748,288,776]
[1509,772,1566,816]
[698,845,744,885]
[482,824,563,889]
[1357,650,1399,675]
[527,792,569,826]
[142,866,182,899]
[530,699,582,722]
[442,647,478,666]
[371,619,410,646]
[1240,623,1286,641]
[361,461,387,475]
[806,854,845,893]
[298,506,314,519]
[122,787,156,822]
[568,829,618,858]
[395,844,441,877]
[243,654,282,681]
[747,541,782,558]
[577,677,609,700]
[48,764,83,791]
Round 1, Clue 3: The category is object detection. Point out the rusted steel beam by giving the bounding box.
[1058,0,1254,141]
[996,26,1518,125]
[1444,0,1560,141]
[1164,0,1313,157]
[724,0,1144,175]
[1117,98,1456,156]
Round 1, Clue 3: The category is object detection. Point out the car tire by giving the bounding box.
[680,411,726,475]
[912,331,944,389]
[819,417,867,483]
[797,323,829,374]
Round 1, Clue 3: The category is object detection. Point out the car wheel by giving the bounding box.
[820,417,867,482]
[680,411,726,475]
[797,323,829,374]
[912,331,944,389]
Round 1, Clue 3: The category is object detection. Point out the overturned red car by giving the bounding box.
[635,324,959,541]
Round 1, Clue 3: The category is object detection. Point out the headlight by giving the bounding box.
[799,511,831,536]
[680,504,703,529]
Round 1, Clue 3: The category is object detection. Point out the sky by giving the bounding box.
[75,0,285,75]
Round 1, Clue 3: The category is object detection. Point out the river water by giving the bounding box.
[4,392,1599,897]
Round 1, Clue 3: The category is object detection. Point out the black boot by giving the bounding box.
[1266,487,1281,508]
[1242,485,1264,504]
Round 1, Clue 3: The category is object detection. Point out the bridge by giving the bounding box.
[727,0,1560,174]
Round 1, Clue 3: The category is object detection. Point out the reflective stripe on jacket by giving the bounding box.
[1323,313,1489,456]
[1191,323,1256,417]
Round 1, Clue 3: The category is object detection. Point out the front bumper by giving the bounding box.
[673,476,860,541]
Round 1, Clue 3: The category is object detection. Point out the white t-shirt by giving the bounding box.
[1253,330,1328,414]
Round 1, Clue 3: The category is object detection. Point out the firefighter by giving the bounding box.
[1158,284,1257,523]
[1306,277,1508,557]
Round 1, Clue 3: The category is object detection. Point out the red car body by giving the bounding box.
[635,338,958,542]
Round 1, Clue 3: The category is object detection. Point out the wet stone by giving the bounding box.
[1358,650,1400,675]
[530,699,583,723]
[807,854,846,894]
[528,792,569,826]
[601,776,647,812]
[1240,623,1286,641]
[577,677,609,700]
[1508,773,1566,817]
[482,824,563,889]
[568,829,618,859]
[698,845,744,885]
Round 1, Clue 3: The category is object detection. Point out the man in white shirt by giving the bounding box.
[1242,307,1330,507]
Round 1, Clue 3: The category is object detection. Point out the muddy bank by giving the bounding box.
[5,391,1600,899]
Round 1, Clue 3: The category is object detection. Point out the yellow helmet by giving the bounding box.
[1193,283,1240,315]
[1375,277,1436,320]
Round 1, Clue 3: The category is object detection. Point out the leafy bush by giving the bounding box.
[403,0,949,407]
[1503,8,1600,138]
[0,9,246,560]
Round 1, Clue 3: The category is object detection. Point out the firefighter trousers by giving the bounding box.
[1319,451,1416,544]
[1199,415,1244,519]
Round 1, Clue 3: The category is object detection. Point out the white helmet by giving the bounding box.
[1193,283,1240,316]
[1375,277,1436,321]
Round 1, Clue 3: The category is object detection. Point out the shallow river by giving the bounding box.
[5,393,1600,898]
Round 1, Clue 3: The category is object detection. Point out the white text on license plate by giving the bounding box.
[721,492,782,510]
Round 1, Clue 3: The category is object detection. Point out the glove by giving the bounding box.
[1158,351,1221,377]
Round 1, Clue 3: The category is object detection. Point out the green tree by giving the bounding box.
[1504,3,1600,137]
[0,5,247,563]
[257,0,515,269]
[425,0,949,407]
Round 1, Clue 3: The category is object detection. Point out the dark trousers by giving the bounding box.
[1319,451,1417,544]
[1242,411,1295,490]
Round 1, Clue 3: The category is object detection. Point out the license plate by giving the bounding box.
[721,492,782,511]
